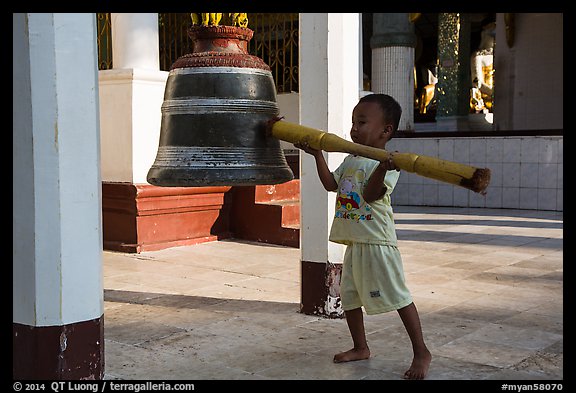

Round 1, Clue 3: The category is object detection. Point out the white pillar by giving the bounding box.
[100,13,167,184]
[371,13,416,131]
[299,13,360,316]
[372,46,414,129]
[13,12,104,378]
[111,13,160,70]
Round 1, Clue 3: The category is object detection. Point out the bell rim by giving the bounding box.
[147,167,294,188]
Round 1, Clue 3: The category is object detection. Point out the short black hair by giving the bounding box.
[358,93,402,134]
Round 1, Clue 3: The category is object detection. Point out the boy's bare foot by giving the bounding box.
[333,347,370,363]
[403,350,432,380]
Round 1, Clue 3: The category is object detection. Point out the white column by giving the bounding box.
[111,13,160,70]
[299,13,360,316]
[100,13,167,184]
[372,46,415,130]
[13,13,103,327]
[371,13,416,131]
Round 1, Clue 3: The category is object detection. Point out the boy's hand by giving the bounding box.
[294,141,321,157]
[378,152,400,171]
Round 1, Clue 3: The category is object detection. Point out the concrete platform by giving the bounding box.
[103,206,563,382]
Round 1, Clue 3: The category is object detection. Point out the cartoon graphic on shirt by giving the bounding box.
[336,177,361,211]
[334,171,374,222]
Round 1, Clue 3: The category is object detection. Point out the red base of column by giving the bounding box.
[300,260,343,317]
[102,183,232,253]
[13,316,104,380]
[300,260,327,315]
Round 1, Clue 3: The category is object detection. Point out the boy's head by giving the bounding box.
[351,94,402,148]
[358,93,402,133]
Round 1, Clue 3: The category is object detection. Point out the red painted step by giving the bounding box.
[230,180,300,248]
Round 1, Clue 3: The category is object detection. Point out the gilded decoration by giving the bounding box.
[96,13,112,69]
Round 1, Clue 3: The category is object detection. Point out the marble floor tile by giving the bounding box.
[103,206,563,381]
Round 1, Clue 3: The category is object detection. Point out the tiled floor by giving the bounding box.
[103,206,563,381]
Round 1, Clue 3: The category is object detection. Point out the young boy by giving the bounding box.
[295,93,431,380]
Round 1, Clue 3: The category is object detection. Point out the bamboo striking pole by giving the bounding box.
[267,117,491,194]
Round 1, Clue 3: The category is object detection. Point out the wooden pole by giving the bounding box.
[267,118,491,194]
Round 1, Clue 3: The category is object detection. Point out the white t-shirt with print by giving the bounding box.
[329,155,400,246]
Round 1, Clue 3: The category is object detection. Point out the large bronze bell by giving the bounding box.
[147,24,294,187]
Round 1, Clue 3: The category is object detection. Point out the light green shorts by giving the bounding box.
[341,243,413,315]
